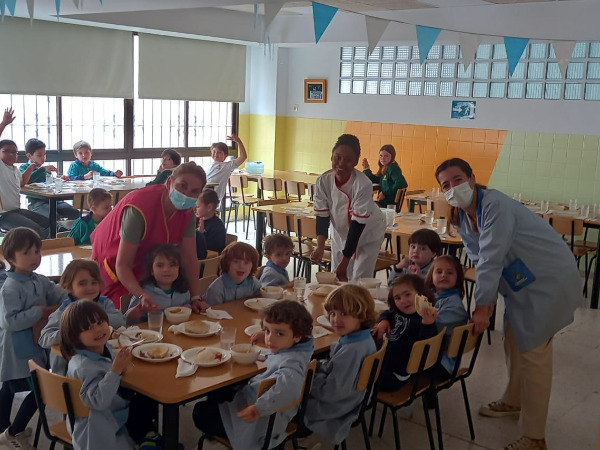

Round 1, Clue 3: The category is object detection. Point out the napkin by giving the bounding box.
[312,326,332,339]
[176,358,197,378]
[201,308,233,320]
[168,324,187,335]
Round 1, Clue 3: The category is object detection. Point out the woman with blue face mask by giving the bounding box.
[436,158,581,450]
[91,162,209,312]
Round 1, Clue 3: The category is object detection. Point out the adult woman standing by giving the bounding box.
[91,162,208,311]
[311,134,385,281]
[435,158,581,450]
[361,144,407,208]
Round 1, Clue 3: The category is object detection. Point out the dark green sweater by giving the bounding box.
[364,161,408,207]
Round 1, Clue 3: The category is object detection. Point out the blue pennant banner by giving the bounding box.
[416,25,441,64]
[312,2,338,43]
[55,0,60,17]
[6,0,16,15]
[504,36,529,76]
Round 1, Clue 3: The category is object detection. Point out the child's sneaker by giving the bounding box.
[0,428,33,450]
[501,436,547,450]
[479,400,521,417]
[137,433,184,450]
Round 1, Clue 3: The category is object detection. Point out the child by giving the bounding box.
[203,242,261,306]
[361,144,408,208]
[372,274,438,392]
[67,140,123,181]
[194,300,314,450]
[195,189,226,259]
[303,285,377,445]
[61,301,157,449]
[205,134,248,205]
[146,149,181,186]
[68,188,112,245]
[126,244,191,323]
[0,227,64,448]
[388,228,442,284]
[39,259,125,374]
[425,255,469,374]
[260,233,294,288]
[20,138,80,220]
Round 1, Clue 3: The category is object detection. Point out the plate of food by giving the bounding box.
[122,329,163,343]
[180,320,222,337]
[132,343,182,363]
[316,314,332,329]
[244,323,262,337]
[243,298,278,312]
[309,284,338,297]
[181,347,231,367]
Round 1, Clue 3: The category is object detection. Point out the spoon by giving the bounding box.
[118,334,147,348]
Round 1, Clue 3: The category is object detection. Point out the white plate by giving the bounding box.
[374,300,388,313]
[180,320,222,337]
[122,329,163,343]
[244,324,262,337]
[399,213,425,221]
[181,347,231,367]
[243,298,278,312]
[132,343,182,363]
[316,314,332,329]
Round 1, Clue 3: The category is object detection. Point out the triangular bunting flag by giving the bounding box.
[312,2,337,43]
[552,40,576,78]
[458,33,481,70]
[254,3,259,29]
[55,0,60,17]
[264,1,285,30]
[0,0,5,21]
[72,0,79,7]
[5,0,15,15]
[504,36,529,76]
[416,25,441,64]
[26,0,34,22]
[365,16,389,56]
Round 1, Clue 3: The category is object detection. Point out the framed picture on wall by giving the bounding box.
[304,79,327,103]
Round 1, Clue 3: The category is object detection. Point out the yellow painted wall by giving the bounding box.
[238,113,277,170]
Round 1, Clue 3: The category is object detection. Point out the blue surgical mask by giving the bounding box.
[169,188,197,210]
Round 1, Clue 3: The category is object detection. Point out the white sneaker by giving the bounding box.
[0,428,33,450]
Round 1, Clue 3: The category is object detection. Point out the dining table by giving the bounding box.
[120,293,339,450]
[37,244,93,279]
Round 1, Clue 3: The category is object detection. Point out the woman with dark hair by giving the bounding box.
[311,134,386,281]
[362,144,407,208]
[435,157,581,450]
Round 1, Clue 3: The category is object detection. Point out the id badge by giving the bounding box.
[502,258,536,292]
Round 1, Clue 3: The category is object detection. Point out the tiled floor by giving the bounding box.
[9,221,600,450]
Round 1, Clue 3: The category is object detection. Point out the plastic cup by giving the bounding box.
[220,327,236,351]
[294,277,306,301]
[147,311,164,334]
[540,200,549,213]
[54,178,63,192]
[437,217,447,235]
[93,171,100,184]
[581,204,590,218]
[424,210,434,226]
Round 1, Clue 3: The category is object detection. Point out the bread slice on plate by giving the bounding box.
[146,345,169,359]
[184,320,211,334]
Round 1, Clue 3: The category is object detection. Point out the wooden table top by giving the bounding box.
[389,215,463,246]
[241,170,319,185]
[120,294,336,404]
[37,245,93,278]
[21,177,156,198]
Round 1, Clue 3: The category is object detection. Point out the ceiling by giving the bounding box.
[7,0,600,45]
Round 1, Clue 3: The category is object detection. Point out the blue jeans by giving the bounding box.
[29,199,80,221]
[0,209,51,239]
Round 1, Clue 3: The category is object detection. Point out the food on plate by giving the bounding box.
[184,320,211,334]
[193,348,223,364]
[144,345,170,359]
[169,307,182,314]
[415,294,437,316]
[134,331,155,340]
[314,285,336,296]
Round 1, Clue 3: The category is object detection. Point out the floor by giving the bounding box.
[11,219,600,450]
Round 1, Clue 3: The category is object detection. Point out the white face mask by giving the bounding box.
[444,181,474,208]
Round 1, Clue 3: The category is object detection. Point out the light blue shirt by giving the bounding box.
[203,273,261,305]
[126,283,190,323]
[259,261,290,288]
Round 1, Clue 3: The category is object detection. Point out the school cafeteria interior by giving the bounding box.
[1,1,599,449]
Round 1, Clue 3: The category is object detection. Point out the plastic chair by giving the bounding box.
[372,328,446,450]
[29,360,89,450]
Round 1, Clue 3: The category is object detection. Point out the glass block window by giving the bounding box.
[567,62,585,79]
[353,63,366,77]
[508,82,524,98]
[493,44,507,59]
[425,63,439,77]
[474,63,489,79]
[381,63,394,77]
[473,82,488,97]
[476,44,492,60]
[395,81,407,95]
[424,82,438,96]
[490,82,506,98]
[354,47,367,60]
[380,80,393,95]
[573,42,587,58]
[529,43,547,59]
[441,63,455,78]
[411,47,420,61]
[456,82,471,97]
[410,63,423,78]
[366,80,378,94]
[340,80,351,94]
[546,63,562,80]
[395,63,409,78]
[440,82,454,96]
[367,63,379,77]
[457,64,473,78]
[428,45,441,59]
[545,83,561,99]
[340,62,352,77]
[587,62,600,79]
[585,83,600,100]
[368,47,381,59]
[409,81,422,95]
[492,62,508,79]
[352,80,365,94]
[443,45,458,59]
[527,62,545,79]
[564,83,582,99]
[590,42,600,58]
[511,62,526,79]
[526,82,543,99]
[382,47,396,59]
[341,47,353,60]
[397,46,410,60]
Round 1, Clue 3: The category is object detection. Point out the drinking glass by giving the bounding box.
[424,209,434,226]
[54,178,63,192]
[147,311,164,334]
[569,199,578,211]
[593,204,599,219]
[437,217,447,235]
[581,204,590,218]
[92,171,100,184]
[294,277,306,301]
[540,200,549,213]
[220,327,236,351]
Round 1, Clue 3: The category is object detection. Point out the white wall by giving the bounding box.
[278,44,600,136]
[240,45,279,116]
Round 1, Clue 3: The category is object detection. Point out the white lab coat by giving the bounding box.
[314,169,386,279]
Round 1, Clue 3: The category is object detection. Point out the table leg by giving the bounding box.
[162,403,179,450]
[256,211,265,264]
[408,199,415,213]
[591,230,600,309]
[49,198,57,238]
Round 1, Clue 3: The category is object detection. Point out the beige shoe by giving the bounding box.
[0,428,33,450]
[479,400,521,417]
[501,436,548,450]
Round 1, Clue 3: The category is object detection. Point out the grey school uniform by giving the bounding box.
[67,347,134,450]
[0,272,65,382]
[126,283,190,323]
[259,261,290,288]
[434,289,469,373]
[219,339,314,450]
[203,273,261,306]
[304,328,376,444]
[39,295,125,374]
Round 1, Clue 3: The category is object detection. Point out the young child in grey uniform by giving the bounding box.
[203,242,261,306]
[39,259,125,375]
[193,301,314,450]
[61,301,156,450]
[388,229,441,285]
[0,228,64,449]
[126,244,191,324]
[260,233,294,288]
[302,285,377,446]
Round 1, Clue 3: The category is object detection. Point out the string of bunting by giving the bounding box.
[1,0,102,23]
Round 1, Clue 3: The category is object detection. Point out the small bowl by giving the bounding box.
[260,286,283,299]
[315,272,337,284]
[164,306,192,324]
[359,278,382,289]
[230,344,261,365]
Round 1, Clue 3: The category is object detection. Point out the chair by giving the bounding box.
[334,338,389,450]
[198,275,218,296]
[228,174,259,239]
[120,294,132,314]
[394,188,407,213]
[256,265,266,280]
[112,189,135,205]
[258,177,284,200]
[72,193,89,216]
[284,180,307,203]
[225,233,238,248]
[294,215,331,281]
[42,237,75,250]
[55,231,70,238]
[29,360,89,450]
[432,324,483,449]
[406,190,426,213]
[199,255,222,278]
[462,265,494,345]
[372,328,446,450]
[198,359,317,450]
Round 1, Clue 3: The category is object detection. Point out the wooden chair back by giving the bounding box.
[284,181,307,202]
[406,327,446,374]
[429,198,452,220]
[256,265,266,279]
[257,199,287,207]
[267,210,295,234]
[42,237,75,250]
[295,216,318,240]
[120,294,133,314]
[307,183,316,201]
[446,324,480,359]
[198,275,218,296]
[259,177,284,200]
[549,215,584,249]
[72,193,88,214]
[394,188,407,213]
[229,175,252,203]
[225,233,238,247]
[390,233,410,263]
[199,256,222,278]
[356,337,388,392]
